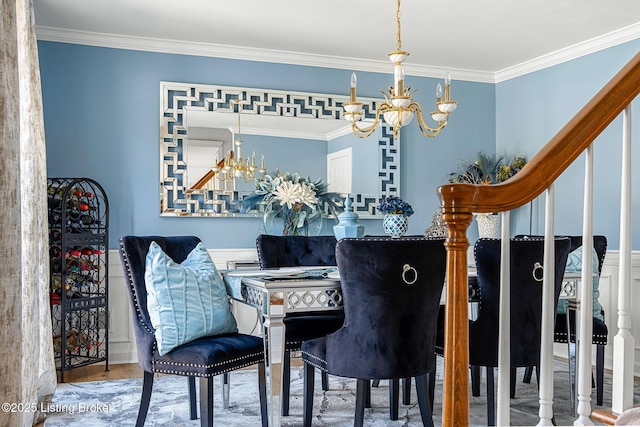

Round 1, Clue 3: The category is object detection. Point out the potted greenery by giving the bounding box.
[448,152,527,238]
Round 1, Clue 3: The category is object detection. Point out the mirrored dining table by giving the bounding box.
[222,266,343,427]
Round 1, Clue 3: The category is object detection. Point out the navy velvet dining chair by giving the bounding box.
[119,235,267,427]
[518,234,609,407]
[301,237,447,426]
[467,237,571,426]
[255,234,344,416]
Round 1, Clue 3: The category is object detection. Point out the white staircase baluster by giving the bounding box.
[575,144,595,426]
[612,104,634,414]
[537,185,556,426]
[496,210,511,426]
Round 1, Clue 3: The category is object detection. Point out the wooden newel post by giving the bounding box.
[441,209,473,427]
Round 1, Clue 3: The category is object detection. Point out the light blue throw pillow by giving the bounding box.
[145,241,238,355]
[557,246,604,322]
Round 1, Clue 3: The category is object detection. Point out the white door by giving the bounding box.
[327,148,352,194]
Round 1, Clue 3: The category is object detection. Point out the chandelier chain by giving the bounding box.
[396,0,402,51]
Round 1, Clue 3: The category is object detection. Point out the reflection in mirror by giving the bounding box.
[159,82,400,217]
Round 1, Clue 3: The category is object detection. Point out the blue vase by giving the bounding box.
[383,214,408,238]
[333,195,364,239]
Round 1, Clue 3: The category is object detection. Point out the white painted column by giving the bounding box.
[612,105,634,414]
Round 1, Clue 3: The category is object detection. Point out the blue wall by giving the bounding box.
[38,41,495,248]
[496,39,640,249]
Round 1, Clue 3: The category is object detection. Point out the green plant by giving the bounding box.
[448,152,526,185]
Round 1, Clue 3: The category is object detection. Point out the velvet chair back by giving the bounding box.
[119,235,202,372]
[468,237,571,368]
[256,234,337,268]
[321,237,446,379]
[516,234,607,273]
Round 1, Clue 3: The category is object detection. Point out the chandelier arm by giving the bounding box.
[351,120,379,139]
[409,102,448,138]
[350,102,390,138]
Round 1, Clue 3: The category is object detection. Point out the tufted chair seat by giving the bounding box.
[119,235,267,427]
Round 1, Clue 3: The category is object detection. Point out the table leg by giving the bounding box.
[263,312,285,427]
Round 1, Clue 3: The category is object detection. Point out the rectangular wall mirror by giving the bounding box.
[159,82,400,218]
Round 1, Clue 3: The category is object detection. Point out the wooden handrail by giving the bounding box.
[437,50,640,426]
[188,153,232,191]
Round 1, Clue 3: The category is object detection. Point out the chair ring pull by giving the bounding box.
[532,262,544,282]
[402,264,418,285]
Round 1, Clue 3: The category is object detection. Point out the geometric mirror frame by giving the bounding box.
[159,81,400,218]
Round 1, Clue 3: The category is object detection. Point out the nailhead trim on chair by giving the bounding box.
[553,334,608,345]
[154,359,264,377]
[154,351,263,369]
[301,351,328,372]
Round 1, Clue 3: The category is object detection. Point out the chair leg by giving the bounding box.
[222,372,230,409]
[188,376,197,420]
[257,363,268,427]
[303,363,316,427]
[371,379,380,387]
[364,379,371,408]
[470,365,481,396]
[510,367,516,399]
[486,366,495,426]
[282,351,291,416]
[199,377,214,427]
[523,365,533,383]
[136,371,154,427]
[568,340,577,413]
[428,370,435,410]
[355,379,367,427]
[321,371,329,391]
[402,377,411,405]
[389,379,399,420]
[415,374,434,427]
[596,344,605,405]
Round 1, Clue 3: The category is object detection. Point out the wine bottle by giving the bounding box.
[50,229,62,241]
[50,246,62,258]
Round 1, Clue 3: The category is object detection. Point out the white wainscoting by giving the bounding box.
[108,248,640,377]
[584,250,640,377]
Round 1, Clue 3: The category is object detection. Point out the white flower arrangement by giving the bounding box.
[242,172,340,235]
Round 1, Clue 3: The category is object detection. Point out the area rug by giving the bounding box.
[44,359,611,426]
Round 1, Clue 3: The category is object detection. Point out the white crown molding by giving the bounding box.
[35,26,495,83]
[495,22,640,83]
[36,23,640,85]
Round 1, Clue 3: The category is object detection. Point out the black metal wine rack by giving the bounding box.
[47,178,109,382]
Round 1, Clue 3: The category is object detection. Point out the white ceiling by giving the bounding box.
[34,0,640,82]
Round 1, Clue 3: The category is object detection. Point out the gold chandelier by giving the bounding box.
[343,0,458,139]
[211,100,267,182]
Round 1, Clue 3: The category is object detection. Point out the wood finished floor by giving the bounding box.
[56,363,143,383]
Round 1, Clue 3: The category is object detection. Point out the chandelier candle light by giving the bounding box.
[343,0,458,139]
[211,99,267,182]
